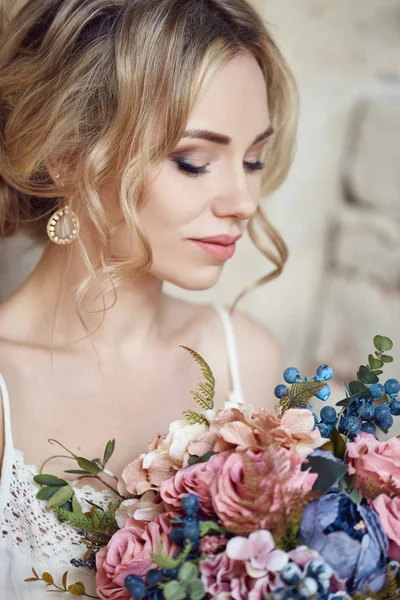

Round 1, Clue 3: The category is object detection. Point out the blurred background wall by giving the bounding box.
[1,0,400,401]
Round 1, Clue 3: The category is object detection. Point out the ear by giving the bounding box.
[46,156,67,189]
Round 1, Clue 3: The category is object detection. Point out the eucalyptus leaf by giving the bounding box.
[374,335,393,352]
[178,563,198,582]
[347,488,362,504]
[103,439,116,466]
[188,579,206,600]
[372,370,384,376]
[348,381,371,398]
[381,354,394,363]
[33,474,67,487]
[36,486,60,500]
[68,583,86,596]
[77,457,102,475]
[47,485,74,509]
[200,451,217,463]
[164,581,187,600]
[368,355,383,370]
[64,470,91,475]
[357,365,379,385]
[62,571,68,589]
[335,393,361,408]
[329,427,347,460]
[306,455,347,493]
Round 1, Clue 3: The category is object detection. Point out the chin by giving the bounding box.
[164,265,223,291]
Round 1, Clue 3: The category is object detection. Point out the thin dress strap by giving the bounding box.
[211,303,245,407]
[0,373,14,514]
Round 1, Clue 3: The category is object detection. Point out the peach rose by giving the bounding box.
[115,490,165,529]
[96,512,178,599]
[160,450,232,518]
[371,494,400,561]
[211,446,317,534]
[346,433,400,499]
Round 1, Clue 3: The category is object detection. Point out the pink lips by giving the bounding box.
[189,234,241,260]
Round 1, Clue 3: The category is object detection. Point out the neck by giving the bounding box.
[1,240,167,354]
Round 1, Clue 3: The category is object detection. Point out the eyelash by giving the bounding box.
[173,157,265,177]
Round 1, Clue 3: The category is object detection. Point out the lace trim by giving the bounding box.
[1,448,117,567]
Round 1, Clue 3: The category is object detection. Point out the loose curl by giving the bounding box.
[0,0,298,329]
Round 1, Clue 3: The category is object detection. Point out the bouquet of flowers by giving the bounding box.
[27,336,400,600]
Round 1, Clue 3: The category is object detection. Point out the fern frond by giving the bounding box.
[280,380,327,412]
[183,410,210,426]
[180,346,215,410]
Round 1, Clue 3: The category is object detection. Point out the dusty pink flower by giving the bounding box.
[199,550,280,599]
[211,446,317,534]
[199,535,228,554]
[346,433,400,499]
[115,491,165,529]
[226,530,288,578]
[371,494,400,561]
[160,450,232,518]
[96,512,178,599]
[280,408,326,458]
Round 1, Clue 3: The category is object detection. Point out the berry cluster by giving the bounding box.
[124,494,204,600]
[338,378,400,438]
[272,558,351,600]
[274,365,333,404]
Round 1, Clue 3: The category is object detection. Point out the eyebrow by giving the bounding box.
[181,125,274,146]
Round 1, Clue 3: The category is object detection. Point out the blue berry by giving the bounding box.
[346,399,363,416]
[361,422,377,435]
[360,403,375,422]
[316,365,334,381]
[162,567,180,579]
[374,404,391,423]
[316,385,331,401]
[390,399,400,416]
[320,405,337,424]
[169,527,185,546]
[283,367,301,384]
[369,383,385,399]
[146,569,163,587]
[181,493,200,516]
[125,575,146,599]
[275,384,288,399]
[317,422,332,437]
[298,577,318,597]
[375,409,394,430]
[306,559,333,581]
[280,562,302,586]
[339,416,361,436]
[384,379,400,396]
[183,520,200,542]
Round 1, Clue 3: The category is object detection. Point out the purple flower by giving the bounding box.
[299,488,388,595]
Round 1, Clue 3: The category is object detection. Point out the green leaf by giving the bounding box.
[36,486,60,500]
[357,365,379,385]
[188,579,206,600]
[180,346,215,410]
[64,470,92,475]
[372,370,384,376]
[381,354,394,363]
[47,485,74,509]
[32,568,39,579]
[374,335,393,352]
[306,455,347,494]
[24,578,38,582]
[348,380,372,398]
[72,494,83,515]
[77,457,102,475]
[335,393,361,408]
[164,581,187,600]
[329,427,347,460]
[368,355,383,370]
[103,440,116,466]
[68,583,86,596]
[347,488,362,504]
[199,521,225,536]
[188,455,201,466]
[178,563,198,582]
[33,474,67,487]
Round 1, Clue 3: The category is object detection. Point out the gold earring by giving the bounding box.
[47,176,80,245]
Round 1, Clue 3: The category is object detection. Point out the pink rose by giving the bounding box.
[211,447,317,535]
[199,549,281,599]
[96,513,178,599]
[160,451,232,518]
[371,494,400,561]
[346,433,400,499]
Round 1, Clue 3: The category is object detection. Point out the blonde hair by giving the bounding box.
[0,0,298,325]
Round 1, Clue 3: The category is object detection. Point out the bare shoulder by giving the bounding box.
[229,307,284,407]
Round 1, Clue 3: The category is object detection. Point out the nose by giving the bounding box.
[212,175,258,222]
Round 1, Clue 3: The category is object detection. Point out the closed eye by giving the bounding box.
[173,157,265,177]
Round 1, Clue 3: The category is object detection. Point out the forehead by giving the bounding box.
[187,52,270,142]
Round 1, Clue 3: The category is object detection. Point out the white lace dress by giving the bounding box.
[0,303,245,599]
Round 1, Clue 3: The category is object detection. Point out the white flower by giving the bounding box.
[142,419,208,468]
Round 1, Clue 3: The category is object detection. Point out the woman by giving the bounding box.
[0,0,297,596]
